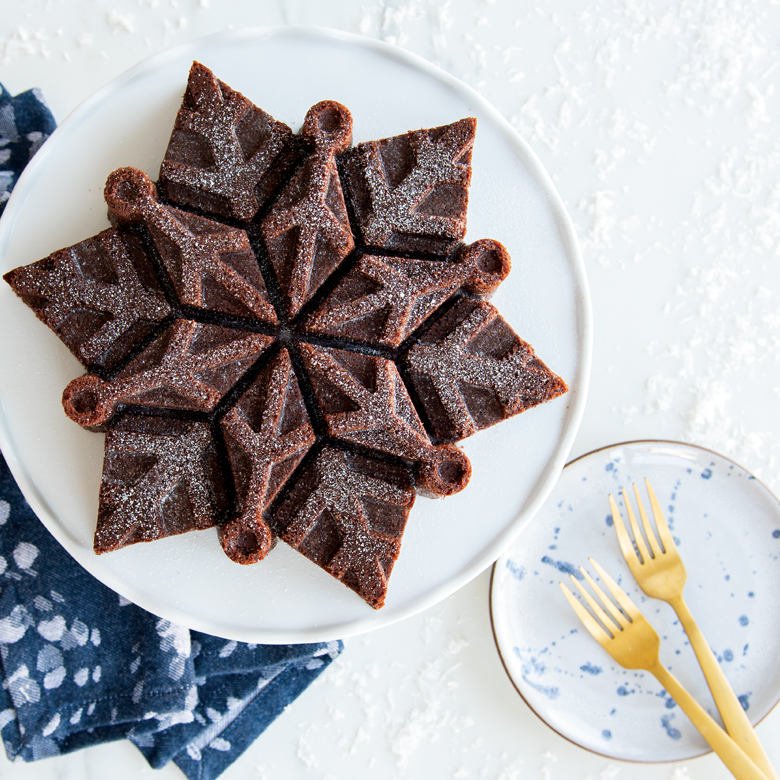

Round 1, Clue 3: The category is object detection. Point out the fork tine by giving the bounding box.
[570,573,623,633]
[589,558,642,620]
[609,494,641,566]
[621,486,652,564]
[645,478,675,553]
[633,483,663,558]
[579,567,628,629]
[560,583,612,646]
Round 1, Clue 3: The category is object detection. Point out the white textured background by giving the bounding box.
[2,1,780,779]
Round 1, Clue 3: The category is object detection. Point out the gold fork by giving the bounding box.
[610,480,776,780]
[561,559,769,780]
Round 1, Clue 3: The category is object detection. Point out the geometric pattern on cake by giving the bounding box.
[340,117,476,255]
[105,167,278,323]
[62,320,272,430]
[299,344,470,497]
[159,61,295,222]
[3,61,567,609]
[94,415,226,554]
[3,227,171,371]
[261,101,355,318]
[303,239,510,347]
[220,348,316,565]
[272,447,415,609]
[404,298,569,441]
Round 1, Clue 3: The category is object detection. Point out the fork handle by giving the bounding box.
[670,595,778,780]
[651,662,769,780]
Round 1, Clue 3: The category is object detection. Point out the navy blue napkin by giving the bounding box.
[0,86,342,779]
[0,85,56,216]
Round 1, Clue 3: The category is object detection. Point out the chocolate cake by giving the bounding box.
[3,226,170,371]
[95,414,227,553]
[3,61,567,609]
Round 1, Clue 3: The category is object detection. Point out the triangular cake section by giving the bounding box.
[271,447,415,609]
[3,228,171,371]
[303,240,510,347]
[219,348,316,564]
[261,101,355,318]
[340,118,476,255]
[95,415,227,553]
[62,320,272,429]
[159,61,296,221]
[404,298,568,441]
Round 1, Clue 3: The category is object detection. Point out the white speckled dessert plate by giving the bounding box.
[491,440,780,762]
[0,27,590,643]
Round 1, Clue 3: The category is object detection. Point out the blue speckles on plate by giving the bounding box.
[491,440,780,763]
[513,647,560,700]
[504,559,525,581]
[540,556,582,578]
[661,714,682,740]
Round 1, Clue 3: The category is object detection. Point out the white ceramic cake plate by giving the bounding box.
[0,27,591,643]
[491,440,780,762]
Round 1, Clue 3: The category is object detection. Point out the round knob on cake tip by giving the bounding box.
[104,167,158,221]
[462,239,511,295]
[218,512,274,565]
[417,445,472,498]
[303,101,353,154]
[62,375,115,430]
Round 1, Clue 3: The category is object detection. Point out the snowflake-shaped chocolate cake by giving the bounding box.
[4,62,567,609]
